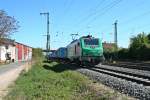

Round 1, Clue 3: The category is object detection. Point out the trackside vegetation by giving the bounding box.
[32,48,44,61]
[4,61,133,100]
[104,32,150,61]
[118,32,150,60]
[4,49,133,99]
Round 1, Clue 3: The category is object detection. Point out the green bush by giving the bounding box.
[32,48,44,61]
[128,33,150,60]
[104,33,150,61]
[118,48,129,59]
[117,33,150,60]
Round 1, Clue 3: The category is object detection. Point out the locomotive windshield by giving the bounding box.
[84,39,99,45]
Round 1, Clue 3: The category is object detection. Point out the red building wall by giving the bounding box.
[16,43,23,61]
[15,42,32,61]
[24,46,28,60]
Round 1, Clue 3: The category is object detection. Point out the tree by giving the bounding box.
[129,32,150,60]
[147,33,150,43]
[130,32,149,48]
[0,10,19,38]
[118,48,129,59]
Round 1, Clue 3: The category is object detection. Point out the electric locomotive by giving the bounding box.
[67,35,104,64]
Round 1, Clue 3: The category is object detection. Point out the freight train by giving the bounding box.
[49,35,104,65]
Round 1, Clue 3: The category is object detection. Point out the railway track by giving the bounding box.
[53,61,150,99]
[89,67,150,86]
[103,62,150,71]
[64,62,150,86]
[52,60,150,99]
[78,66,150,100]
[56,61,150,86]
[95,65,150,79]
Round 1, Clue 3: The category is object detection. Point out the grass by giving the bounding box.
[4,60,133,100]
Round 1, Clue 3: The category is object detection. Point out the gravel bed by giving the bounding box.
[98,64,150,78]
[77,68,150,100]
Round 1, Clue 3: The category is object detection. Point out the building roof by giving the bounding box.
[0,38,32,48]
[103,42,115,49]
[15,42,32,48]
[0,38,15,46]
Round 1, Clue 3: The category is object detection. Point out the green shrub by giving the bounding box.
[32,48,44,61]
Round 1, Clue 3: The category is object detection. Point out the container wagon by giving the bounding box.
[56,47,67,59]
[49,50,57,59]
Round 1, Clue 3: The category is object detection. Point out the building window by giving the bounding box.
[5,45,8,49]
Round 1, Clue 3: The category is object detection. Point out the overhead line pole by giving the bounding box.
[114,20,118,50]
[40,12,50,53]
[113,20,118,60]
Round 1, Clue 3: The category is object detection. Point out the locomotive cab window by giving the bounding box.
[84,39,99,45]
[77,42,80,46]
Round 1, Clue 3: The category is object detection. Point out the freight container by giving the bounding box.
[57,47,67,59]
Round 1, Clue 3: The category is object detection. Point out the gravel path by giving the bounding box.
[0,63,25,75]
[77,68,150,100]
[0,62,31,99]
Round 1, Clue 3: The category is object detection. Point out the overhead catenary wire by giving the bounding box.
[75,0,106,25]
[120,10,150,25]
[76,0,122,28]
[123,23,150,35]
[79,0,149,32]
[56,0,106,39]
[118,9,150,35]
[79,0,150,41]
[57,0,150,47]
[86,0,123,25]
[57,0,74,36]
[78,0,150,46]
[57,0,122,41]
[63,0,74,15]
[76,0,123,33]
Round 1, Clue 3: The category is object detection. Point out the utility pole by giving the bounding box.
[71,33,78,40]
[113,20,118,60]
[40,12,50,53]
[114,20,118,50]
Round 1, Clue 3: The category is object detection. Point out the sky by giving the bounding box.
[0,0,150,49]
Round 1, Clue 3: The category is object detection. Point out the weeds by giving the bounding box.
[5,61,132,100]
